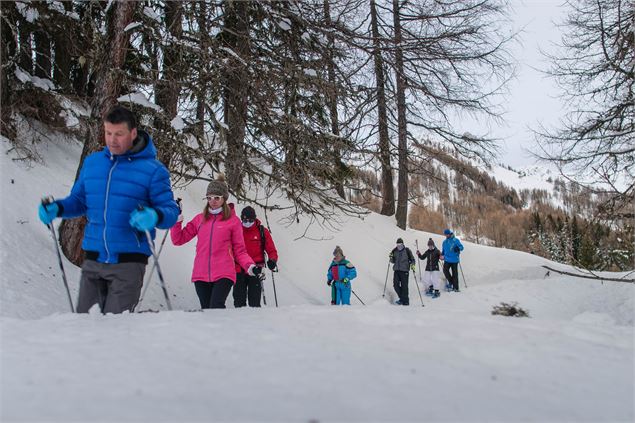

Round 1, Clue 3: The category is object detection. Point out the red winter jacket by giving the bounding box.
[171,203,254,283]
[235,218,278,273]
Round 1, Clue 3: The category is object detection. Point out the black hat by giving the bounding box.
[241,206,256,220]
[427,238,435,247]
[396,238,404,244]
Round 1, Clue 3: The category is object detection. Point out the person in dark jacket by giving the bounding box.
[233,206,279,307]
[417,238,442,298]
[389,238,415,305]
[38,105,180,313]
[441,228,464,292]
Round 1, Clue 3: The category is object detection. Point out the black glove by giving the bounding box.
[327,280,332,286]
[176,198,182,213]
[267,259,277,271]
[252,266,262,277]
[452,246,460,253]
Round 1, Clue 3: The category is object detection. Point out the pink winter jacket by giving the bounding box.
[170,204,255,283]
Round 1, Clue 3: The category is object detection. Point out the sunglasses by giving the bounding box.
[204,195,223,201]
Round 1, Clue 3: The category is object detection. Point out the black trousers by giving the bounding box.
[443,262,459,290]
[393,271,410,305]
[233,272,262,307]
[194,279,233,309]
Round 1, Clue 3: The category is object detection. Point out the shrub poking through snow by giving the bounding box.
[492,302,530,318]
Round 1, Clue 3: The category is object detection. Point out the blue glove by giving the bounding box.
[38,202,59,225]
[452,246,460,253]
[129,207,158,231]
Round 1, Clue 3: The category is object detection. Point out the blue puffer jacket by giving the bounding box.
[57,131,179,263]
[327,259,358,283]
[441,235,464,264]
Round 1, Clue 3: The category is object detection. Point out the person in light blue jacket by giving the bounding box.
[38,105,179,313]
[326,246,357,305]
[441,229,464,292]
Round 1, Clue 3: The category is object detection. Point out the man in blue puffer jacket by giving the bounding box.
[38,105,179,313]
[441,228,464,292]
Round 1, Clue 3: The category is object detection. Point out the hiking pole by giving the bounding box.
[271,267,279,307]
[136,198,180,312]
[415,240,422,281]
[260,273,267,306]
[136,229,169,311]
[351,289,366,306]
[411,268,425,307]
[459,262,468,289]
[136,206,172,310]
[42,197,74,313]
[382,260,390,297]
[144,228,172,310]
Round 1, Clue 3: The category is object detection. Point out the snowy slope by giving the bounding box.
[490,163,556,192]
[1,137,633,422]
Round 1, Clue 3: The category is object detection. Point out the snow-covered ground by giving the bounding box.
[1,136,633,422]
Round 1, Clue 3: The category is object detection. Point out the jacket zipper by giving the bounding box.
[103,159,118,263]
[208,214,217,281]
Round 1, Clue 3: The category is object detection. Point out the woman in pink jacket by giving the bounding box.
[171,177,259,309]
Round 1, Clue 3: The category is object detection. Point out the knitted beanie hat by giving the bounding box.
[241,206,256,220]
[427,238,435,247]
[206,174,229,200]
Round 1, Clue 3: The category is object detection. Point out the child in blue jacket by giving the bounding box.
[326,246,357,305]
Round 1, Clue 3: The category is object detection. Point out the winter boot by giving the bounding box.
[426,286,434,296]
[433,289,440,298]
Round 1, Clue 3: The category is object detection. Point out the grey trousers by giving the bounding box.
[77,260,146,313]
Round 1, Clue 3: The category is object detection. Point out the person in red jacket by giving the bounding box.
[233,206,279,307]
[170,177,259,309]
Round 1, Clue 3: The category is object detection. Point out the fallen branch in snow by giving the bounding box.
[492,302,529,318]
[542,266,634,283]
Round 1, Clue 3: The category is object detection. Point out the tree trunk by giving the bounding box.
[18,20,32,73]
[392,0,408,230]
[370,0,395,216]
[52,2,72,92]
[222,0,250,192]
[33,28,51,79]
[59,0,136,267]
[154,1,183,167]
[1,2,16,138]
[195,1,208,142]
[324,0,346,199]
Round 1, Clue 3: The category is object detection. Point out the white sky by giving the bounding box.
[497,0,568,167]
